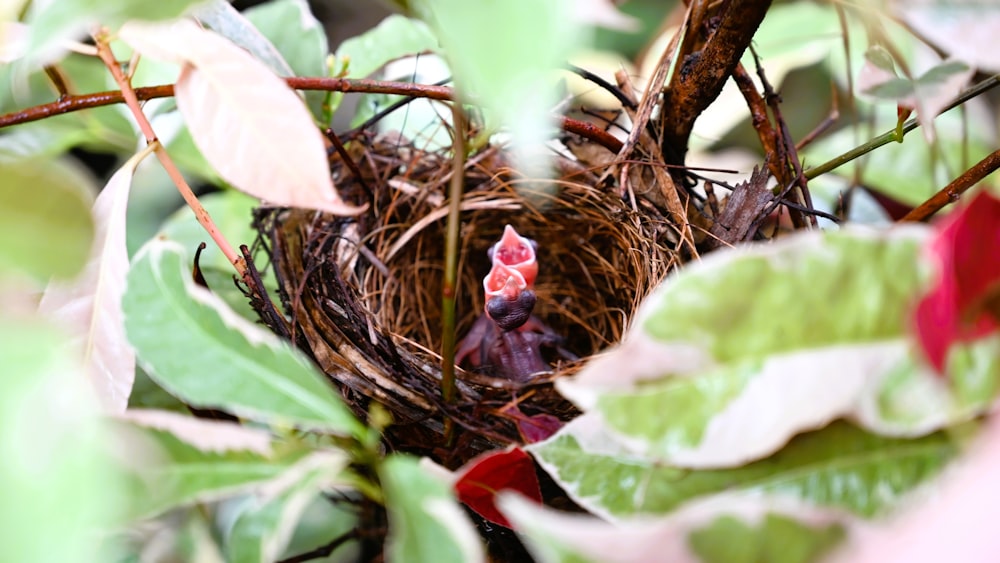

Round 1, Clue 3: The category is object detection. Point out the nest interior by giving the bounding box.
[257,134,678,466]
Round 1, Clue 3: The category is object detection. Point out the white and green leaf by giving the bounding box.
[115,417,322,520]
[158,190,270,321]
[557,229,1000,468]
[224,460,345,563]
[122,239,363,436]
[119,18,363,215]
[500,491,851,563]
[379,455,485,563]
[528,418,954,521]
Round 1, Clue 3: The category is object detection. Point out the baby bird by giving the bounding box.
[456,225,569,382]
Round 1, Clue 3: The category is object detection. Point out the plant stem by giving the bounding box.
[440,105,467,413]
[901,149,1000,222]
[93,33,245,276]
[0,79,623,154]
[805,73,1000,180]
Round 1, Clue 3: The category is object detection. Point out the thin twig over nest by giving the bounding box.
[255,132,678,468]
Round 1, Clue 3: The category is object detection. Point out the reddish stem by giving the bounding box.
[93,34,245,275]
[900,150,1000,222]
[0,78,623,154]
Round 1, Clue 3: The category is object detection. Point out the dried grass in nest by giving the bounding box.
[257,133,678,467]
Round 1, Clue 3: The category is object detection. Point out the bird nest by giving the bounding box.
[254,132,678,468]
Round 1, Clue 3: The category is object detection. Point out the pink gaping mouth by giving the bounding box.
[488,225,538,287]
[484,262,527,301]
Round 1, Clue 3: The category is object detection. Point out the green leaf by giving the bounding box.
[122,239,363,436]
[0,317,123,563]
[410,0,582,174]
[529,420,955,520]
[193,0,295,77]
[158,190,271,320]
[335,14,439,80]
[0,158,95,281]
[117,420,317,520]
[557,229,1000,467]
[0,118,93,162]
[642,230,926,360]
[689,514,844,563]
[499,490,852,563]
[244,0,329,119]
[864,45,897,74]
[379,455,484,563]
[225,459,346,563]
[864,77,915,100]
[26,0,206,66]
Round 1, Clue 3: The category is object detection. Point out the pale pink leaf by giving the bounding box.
[119,19,364,215]
[857,46,899,95]
[573,0,639,31]
[38,150,148,412]
[121,408,273,454]
[0,22,29,63]
[910,60,974,143]
[896,1,1000,73]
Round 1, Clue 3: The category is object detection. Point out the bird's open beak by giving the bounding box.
[483,261,536,331]
[484,262,527,302]
[488,225,538,287]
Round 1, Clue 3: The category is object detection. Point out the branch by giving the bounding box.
[900,149,1000,222]
[93,33,244,275]
[0,77,623,154]
[660,0,773,167]
[805,73,1000,180]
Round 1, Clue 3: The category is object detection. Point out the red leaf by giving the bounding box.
[517,412,563,443]
[913,191,1000,374]
[454,447,541,528]
[500,403,563,443]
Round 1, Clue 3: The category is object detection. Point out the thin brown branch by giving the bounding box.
[732,62,780,175]
[752,48,815,228]
[900,150,1000,222]
[0,77,622,154]
[43,65,70,98]
[93,32,245,276]
[560,116,623,153]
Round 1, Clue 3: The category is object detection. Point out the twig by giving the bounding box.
[323,128,371,199]
[659,0,773,165]
[276,529,360,563]
[560,116,623,153]
[900,149,1000,222]
[92,31,245,275]
[751,47,816,228]
[565,63,637,110]
[0,77,623,154]
[43,65,70,98]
